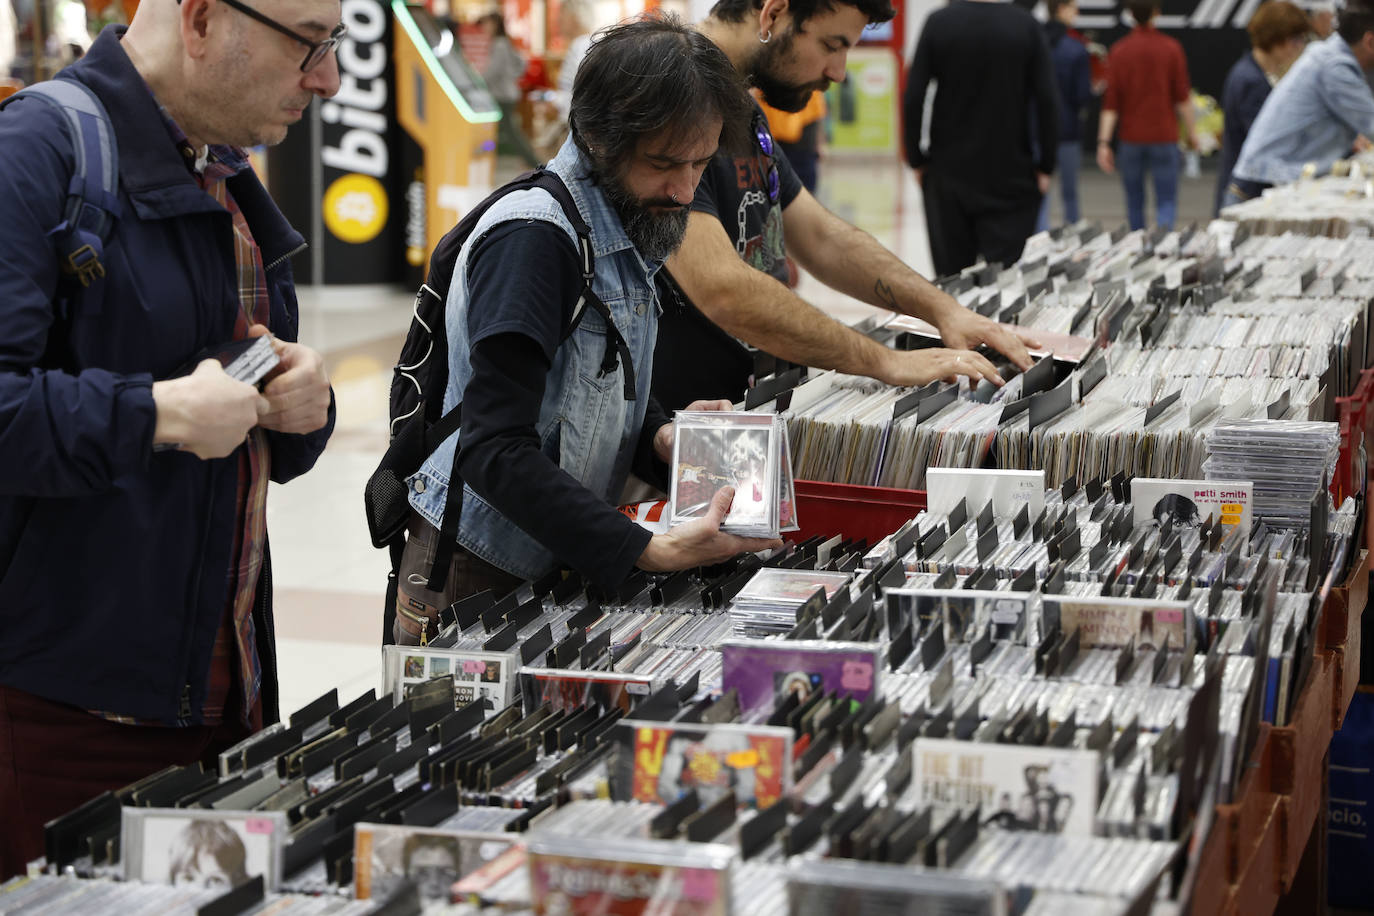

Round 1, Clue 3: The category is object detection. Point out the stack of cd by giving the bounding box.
[669,411,798,539]
[1203,419,1339,528]
[729,567,854,635]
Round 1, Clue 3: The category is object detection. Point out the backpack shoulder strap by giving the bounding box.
[1,79,120,295]
[525,170,597,342]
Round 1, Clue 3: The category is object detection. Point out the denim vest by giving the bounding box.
[408,139,661,580]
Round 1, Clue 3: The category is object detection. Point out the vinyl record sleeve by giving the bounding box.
[719,639,882,716]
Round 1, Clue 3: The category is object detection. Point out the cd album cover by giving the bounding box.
[671,415,774,527]
[518,668,657,714]
[353,824,516,903]
[527,837,734,916]
[121,808,287,891]
[610,720,792,810]
[1045,596,1190,650]
[382,646,517,712]
[719,639,882,715]
[1130,477,1253,544]
[912,738,1100,836]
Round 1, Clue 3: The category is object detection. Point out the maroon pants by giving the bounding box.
[0,686,253,880]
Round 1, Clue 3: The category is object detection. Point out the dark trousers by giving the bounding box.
[392,510,523,645]
[922,169,1040,278]
[0,686,252,880]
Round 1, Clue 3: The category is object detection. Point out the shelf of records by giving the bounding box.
[1218,152,1374,239]
[760,218,1374,508]
[8,469,1365,916]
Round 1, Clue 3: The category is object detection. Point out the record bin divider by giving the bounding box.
[1326,549,1368,730]
[1333,365,1374,508]
[1268,652,1336,892]
[788,480,927,546]
[1194,722,1280,915]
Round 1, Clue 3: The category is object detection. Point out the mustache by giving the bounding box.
[641,199,689,211]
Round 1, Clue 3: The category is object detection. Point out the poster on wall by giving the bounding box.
[825,47,898,156]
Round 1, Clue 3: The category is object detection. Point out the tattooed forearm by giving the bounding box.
[875,278,900,312]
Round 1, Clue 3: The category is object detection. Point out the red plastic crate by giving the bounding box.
[789,480,926,547]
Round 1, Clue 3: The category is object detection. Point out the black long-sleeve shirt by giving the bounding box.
[455,221,670,587]
[904,0,1059,204]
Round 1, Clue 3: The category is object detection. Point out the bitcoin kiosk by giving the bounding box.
[270,0,500,285]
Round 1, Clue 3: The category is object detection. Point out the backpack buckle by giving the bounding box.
[62,244,105,288]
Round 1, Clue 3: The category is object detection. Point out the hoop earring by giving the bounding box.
[758,28,772,43]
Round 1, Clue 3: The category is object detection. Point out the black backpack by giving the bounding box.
[364,169,636,625]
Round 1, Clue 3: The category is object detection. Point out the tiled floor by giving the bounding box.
[270,151,1226,717]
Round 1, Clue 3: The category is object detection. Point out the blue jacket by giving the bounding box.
[0,27,334,725]
[409,139,659,583]
[1046,22,1092,142]
[1235,34,1374,185]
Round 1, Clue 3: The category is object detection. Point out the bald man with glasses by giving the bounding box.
[0,0,339,877]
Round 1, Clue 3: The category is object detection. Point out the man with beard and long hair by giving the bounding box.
[649,0,1041,414]
[391,16,782,645]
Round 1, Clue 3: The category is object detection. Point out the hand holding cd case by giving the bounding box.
[669,411,798,539]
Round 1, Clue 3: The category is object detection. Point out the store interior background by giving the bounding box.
[12,0,1239,714]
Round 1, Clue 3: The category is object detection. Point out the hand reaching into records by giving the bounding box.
[878,347,1003,388]
[653,398,734,463]
[637,486,783,571]
[246,325,331,435]
[933,307,1039,371]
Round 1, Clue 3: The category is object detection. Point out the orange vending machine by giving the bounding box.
[392,1,500,284]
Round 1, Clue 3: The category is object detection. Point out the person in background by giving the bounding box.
[1038,0,1093,231]
[760,87,826,194]
[905,0,1058,276]
[0,0,14,79]
[1097,0,1198,230]
[553,0,592,119]
[1214,1,1311,214]
[649,0,1039,416]
[1302,0,1336,38]
[1227,0,1374,204]
[477,11,541,167]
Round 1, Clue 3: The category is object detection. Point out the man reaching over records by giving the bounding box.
[392,18,782,645]
[649,0,1040,412]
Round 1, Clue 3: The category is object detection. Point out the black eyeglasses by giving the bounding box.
[754,114,781,203]
[213,0,347,72]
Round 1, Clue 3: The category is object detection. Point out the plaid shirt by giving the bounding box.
[89,105,269,729]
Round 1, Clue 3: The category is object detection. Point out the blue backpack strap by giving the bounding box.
[0,79,120,301]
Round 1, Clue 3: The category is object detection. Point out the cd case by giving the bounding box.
[669,411,798,539]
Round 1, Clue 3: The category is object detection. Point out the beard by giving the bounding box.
[601,169,691,263]
[751,28,831,113]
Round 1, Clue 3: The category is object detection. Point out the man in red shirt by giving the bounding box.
[1096,0,1199,229]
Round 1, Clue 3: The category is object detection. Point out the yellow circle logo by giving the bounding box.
[323,174,388,244]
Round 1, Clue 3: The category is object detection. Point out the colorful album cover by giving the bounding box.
[383,646,517,712]
[719,639,882,716]
[610,720,792,810]
[527,837,733,916]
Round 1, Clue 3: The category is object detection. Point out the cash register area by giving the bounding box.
[270,157,1219,716]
